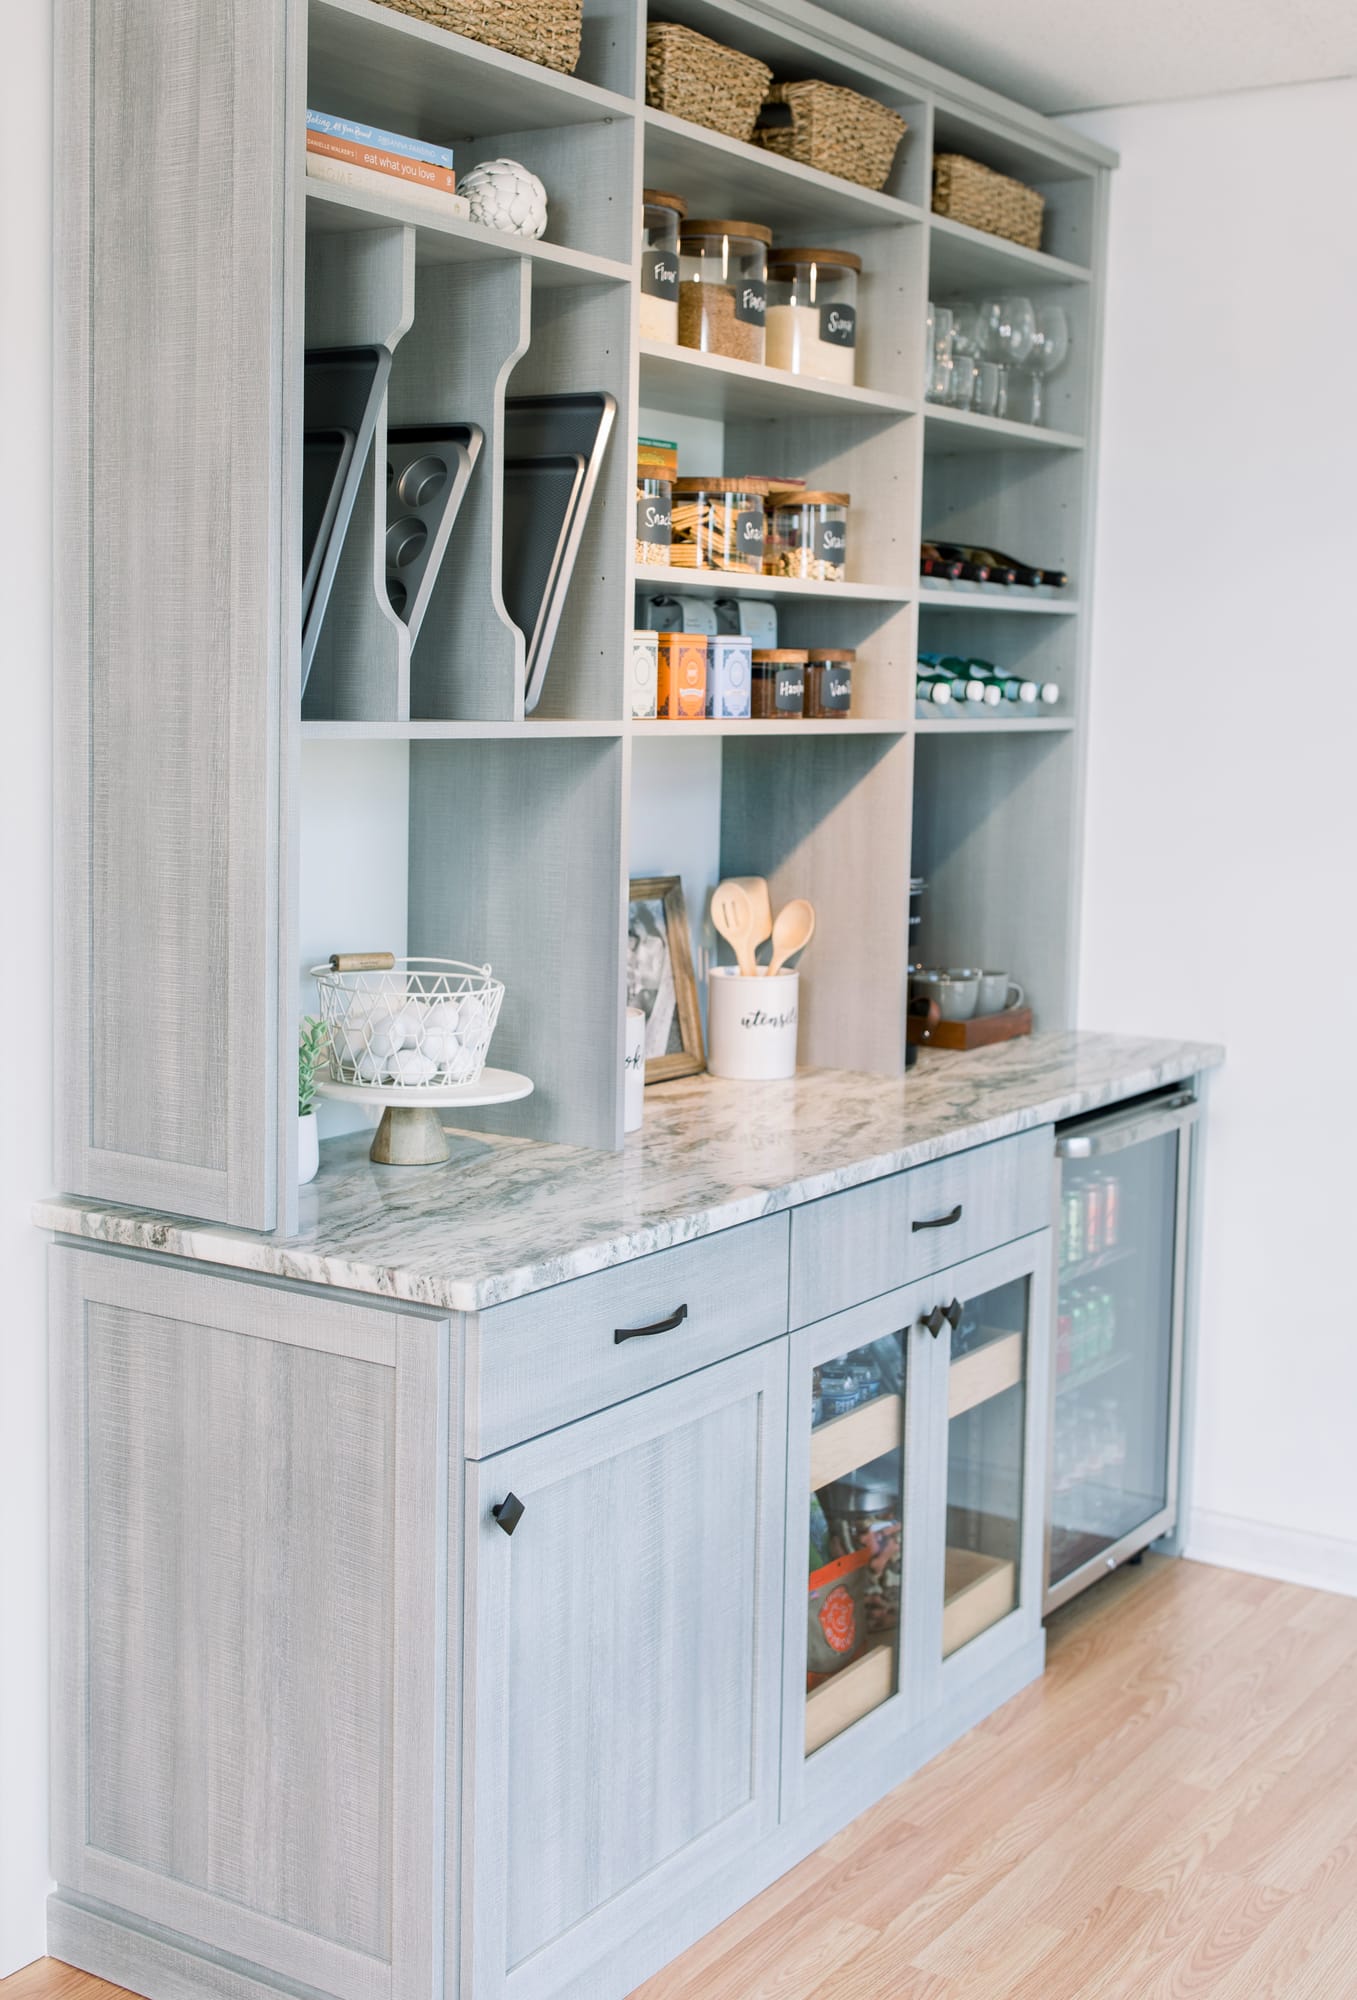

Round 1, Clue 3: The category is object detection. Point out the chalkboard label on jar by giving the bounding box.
[813,515,847,563]
[636,494,672,547]
[734,282,767,327]
[820,301,857,348]
[735,509,766,561]
[642,249,679,299]
[774,665,805,712]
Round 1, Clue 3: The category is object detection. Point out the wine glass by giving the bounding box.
[979,295,1036,365]
[1023,306,1070,426]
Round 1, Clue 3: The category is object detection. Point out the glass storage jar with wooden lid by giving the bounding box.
[640,190,685,344]
[766,248,861,384]
[805,648,855,717]
[678,220,773,365]
[767,491,850,582]
[751,648,808,718]
[636,437,678,566]
[671,478,773,572]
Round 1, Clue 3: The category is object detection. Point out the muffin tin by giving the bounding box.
[384,422,483,646]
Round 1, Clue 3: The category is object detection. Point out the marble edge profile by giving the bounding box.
[31,1044,1223,1314]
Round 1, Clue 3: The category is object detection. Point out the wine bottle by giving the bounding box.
[933,541,1017,586]
[915,673,954,706]
[976,544,1069,589]
[919,542,964,580]
[972,666,1039,705]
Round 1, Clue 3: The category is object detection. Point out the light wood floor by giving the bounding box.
[9,1556,1357,2000]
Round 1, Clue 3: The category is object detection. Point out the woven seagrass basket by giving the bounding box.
[932,152,1045,251]
[754,79,908,191]
[373,0,582,75]
[645,22,773,143]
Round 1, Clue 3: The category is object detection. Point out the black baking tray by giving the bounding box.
[302,344,392,691]
[503,391,617,712]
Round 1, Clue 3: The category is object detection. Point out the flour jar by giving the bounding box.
[639,190,684,343]
[678,220,772,364]
[707,966,799,1079]
[766,247,861,383]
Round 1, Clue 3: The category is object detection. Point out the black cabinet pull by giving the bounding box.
[492,1492,525,1536]
[614,1302,689,1346]
[923,1304,946,1338]
[913,1203,962,1234]
[945,1298,963,1331]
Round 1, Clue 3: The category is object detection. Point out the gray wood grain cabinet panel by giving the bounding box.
[463,1342,788,2000]
[789,1127,1053,1327]
[54,0,294,1227]
[50,1249,447,2000]
[467,1215,790,1455]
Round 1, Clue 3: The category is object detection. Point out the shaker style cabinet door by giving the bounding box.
[462,1343,788,2000]
[49,1249,447,2000]
[54,0,295,1226]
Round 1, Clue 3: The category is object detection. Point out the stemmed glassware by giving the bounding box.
[926,294,1070,425]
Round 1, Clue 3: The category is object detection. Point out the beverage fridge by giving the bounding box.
[1045,1086,1199,1612]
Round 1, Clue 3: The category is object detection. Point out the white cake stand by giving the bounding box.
[318,1069,534,1165]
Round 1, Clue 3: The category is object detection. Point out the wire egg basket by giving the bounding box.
[311,958,505,1091]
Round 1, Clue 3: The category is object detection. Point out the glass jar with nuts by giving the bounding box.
[766,491,849,582]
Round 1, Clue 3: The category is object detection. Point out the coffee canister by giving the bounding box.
[707,966,799,1079]
[630,630,659,718]
[656,631,708,719]
[707,633,753,718]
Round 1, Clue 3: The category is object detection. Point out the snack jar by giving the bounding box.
[677,220,772,364]
[671,479,768,572]
[766,490,850,582]
[639,189,685,343]
[766,247,861,384]
[635,437,678,565]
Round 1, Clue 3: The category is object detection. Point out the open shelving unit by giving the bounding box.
[290,0,1113,1178]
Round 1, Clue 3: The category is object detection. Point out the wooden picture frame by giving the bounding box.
[627,876,705,1083]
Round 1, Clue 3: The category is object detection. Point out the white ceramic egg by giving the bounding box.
[389,1003,425,1047]
[424,999,462,1033]
[389,1049,438,1086]
[366,1021,405,1060]
[448,1045,480,1083]
[421,1027,462,1066]
[349,1050,388,1085]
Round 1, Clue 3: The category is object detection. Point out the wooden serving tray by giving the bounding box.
[907,1005,1033,1051]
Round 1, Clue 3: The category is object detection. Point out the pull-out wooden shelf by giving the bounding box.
[943,1548,1016,1656]
[949,1329,1023,1419]
[810,1392,903,1492]
[805,1641,897,1754]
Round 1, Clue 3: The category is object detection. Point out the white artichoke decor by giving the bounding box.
[461,158,548,240]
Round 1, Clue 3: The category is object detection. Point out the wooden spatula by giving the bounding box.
[727,876,773,958]
[766,898,816,977]
[711,879,758,978]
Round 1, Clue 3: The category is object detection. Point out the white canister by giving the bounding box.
[630,630,659,719]
[707,967,799,1080]
[624,1005,646,1131]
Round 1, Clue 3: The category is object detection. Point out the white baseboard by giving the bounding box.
[1185,1509,1357,1599]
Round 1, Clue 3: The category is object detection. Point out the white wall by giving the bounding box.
[1068,78,1357,1594]
[0,0,53,1974]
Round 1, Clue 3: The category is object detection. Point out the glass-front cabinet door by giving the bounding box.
[924,1233,1054,1701]
[784,1298,925,1812]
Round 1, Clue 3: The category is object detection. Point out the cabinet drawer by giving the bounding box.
[789,1128,1052,1327]
[467,1214,790,1455]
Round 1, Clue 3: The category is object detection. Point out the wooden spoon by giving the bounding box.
[711,879,758,978]
[766,898,816,977]
[727,876,773,958]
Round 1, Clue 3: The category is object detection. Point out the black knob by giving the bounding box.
[923,1304,946,1338]
[945,1298,962,1331]
[492,1492,525,1536]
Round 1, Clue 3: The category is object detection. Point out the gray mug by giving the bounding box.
[976,971,1024,1014]
[934,973,980,1021]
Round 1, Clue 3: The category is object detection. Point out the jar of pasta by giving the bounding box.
[640,190,685,343]
[677,220,772,365]
[671,479,768,572]
[766,248,861,384]
[766,491,849,581]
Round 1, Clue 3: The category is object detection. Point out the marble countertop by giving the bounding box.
[36,1032,1222,1313]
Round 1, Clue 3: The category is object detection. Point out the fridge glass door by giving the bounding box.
[1050,1126,1180,1591]
[943,1278,1030,1659]
[806,1330,906,1754]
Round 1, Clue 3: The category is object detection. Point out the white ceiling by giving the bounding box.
[811,0,1357,112]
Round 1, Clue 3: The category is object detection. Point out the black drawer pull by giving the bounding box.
[912,1202,962,1233]
[492,1492,525,1536]
[923,1304,946,1338]
[945,1298,963,1331]
[614,1302,689,1346]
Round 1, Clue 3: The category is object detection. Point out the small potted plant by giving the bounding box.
[298,1015,328,1186]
